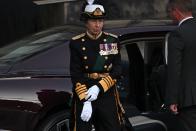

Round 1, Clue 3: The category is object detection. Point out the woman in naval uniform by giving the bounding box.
[69,0,125,131]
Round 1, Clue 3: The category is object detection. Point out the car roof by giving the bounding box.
[104,20,176,34]
[31,20,177,40]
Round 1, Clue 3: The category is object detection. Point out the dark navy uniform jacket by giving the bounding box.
[69,32,122,102]
[166,18,196,108]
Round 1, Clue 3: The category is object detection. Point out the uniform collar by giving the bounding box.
[178,16,193,26]
[86,31,103,40]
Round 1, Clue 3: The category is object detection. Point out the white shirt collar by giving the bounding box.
[178,16,193,26]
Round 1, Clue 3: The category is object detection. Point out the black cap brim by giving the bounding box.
[80,12,106,21]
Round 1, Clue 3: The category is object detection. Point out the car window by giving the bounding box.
[120,37,166,111]
[0,33,68,65]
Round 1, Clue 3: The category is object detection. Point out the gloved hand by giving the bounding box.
[80,101,92,122]
[85,85,100,101]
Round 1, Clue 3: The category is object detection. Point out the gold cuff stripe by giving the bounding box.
[103,78,110,87]
[75,86,86,92]
[104,77,112,87]
[99,79,109,92]
[76,87,86,93]
[108,76,117,86]
[77,89,87,95]
[76,88,87,95]
[75,82,87,100]
[75,85,86,91]
[108,76,115,86]
[104,75,115,87]
[107,76,113,83]
[99,76,117,92]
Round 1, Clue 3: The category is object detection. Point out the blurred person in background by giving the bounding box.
[165,0,196,130]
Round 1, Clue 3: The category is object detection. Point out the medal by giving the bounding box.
[99,43,118,56]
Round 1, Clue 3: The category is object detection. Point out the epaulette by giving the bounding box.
[103,32,118,38]
[72,33,85,40]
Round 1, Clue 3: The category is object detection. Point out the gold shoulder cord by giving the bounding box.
[72,33,86,40]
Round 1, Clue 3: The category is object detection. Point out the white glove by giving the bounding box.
[85,85,100,101]
[80,101,92,122]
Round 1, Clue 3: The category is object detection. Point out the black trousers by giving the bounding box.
[178,106,196,131]
[73,88,121,131]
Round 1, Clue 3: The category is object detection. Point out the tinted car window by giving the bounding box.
[0,32,70,65]
[120,38,166,111]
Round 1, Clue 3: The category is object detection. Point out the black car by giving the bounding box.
[0,21,178,131]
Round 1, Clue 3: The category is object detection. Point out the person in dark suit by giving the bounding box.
[69,0,126,131]
[165,0,196,130]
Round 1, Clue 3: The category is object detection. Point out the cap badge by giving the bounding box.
[93,8,103,16]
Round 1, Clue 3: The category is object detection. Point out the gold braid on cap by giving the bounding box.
[93,8,103,16]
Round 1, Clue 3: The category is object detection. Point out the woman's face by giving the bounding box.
[86,19,104,36]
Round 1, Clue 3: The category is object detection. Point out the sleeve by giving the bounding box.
[97,39,122,93]
[165,31,184,105]
[69,40,89,102]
